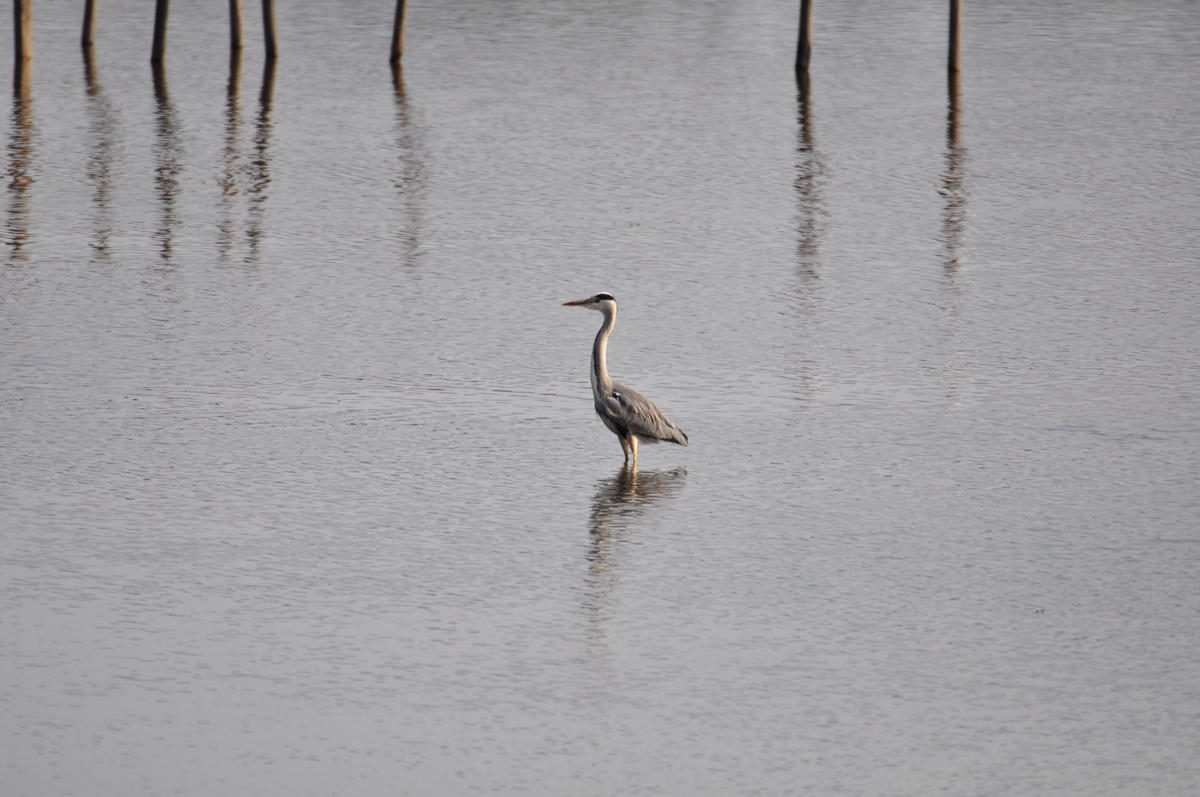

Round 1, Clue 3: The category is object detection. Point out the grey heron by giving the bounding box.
[563,293,688,466]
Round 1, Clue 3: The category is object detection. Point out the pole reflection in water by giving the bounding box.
[941,71,968,275]
[218,50,243,262]
[7,61,36,261]
[584,466,687,657]
[794,71,822,282]
[151,63,182,263]
[391,63,424,266]
[789,72,824,401]
[83,49,118,259]
[246,57,276,260]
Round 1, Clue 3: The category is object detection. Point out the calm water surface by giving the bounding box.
[3,1,1199,795]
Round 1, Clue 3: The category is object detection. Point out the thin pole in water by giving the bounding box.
[151,0,169,64]
[14,0,32,62]
[82,0,98,48]
[261,0,278,60]
[795,0,812,72]
[230,0,244,52]
[390,0,408,65]
[948,0,962,73]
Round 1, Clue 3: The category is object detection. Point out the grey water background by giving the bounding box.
[3,0,1199,794]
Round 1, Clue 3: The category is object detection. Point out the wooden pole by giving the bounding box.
[261,0,278,60]
[83,40,97,88]
[230,0,244,51]
[227,48,242,104]
[14,0,32,62]
[151,59,168,108]
[948,0,961,73]
[151,0,169,64]
[13,55,30,98]
[795,0,812,72]
[82,0,98,48]
[946,70,960,146]
[390,0,408,65]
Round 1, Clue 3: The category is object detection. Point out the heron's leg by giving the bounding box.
[629,435,639,468]
[619,436,630,462]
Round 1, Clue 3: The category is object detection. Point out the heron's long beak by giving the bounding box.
[563,299,587,306]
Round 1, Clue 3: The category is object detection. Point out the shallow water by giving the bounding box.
[3,1,1199,795]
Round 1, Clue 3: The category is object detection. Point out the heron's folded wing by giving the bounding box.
[612,384,681,441]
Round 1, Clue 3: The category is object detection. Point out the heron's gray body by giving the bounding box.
[565,293,688,464]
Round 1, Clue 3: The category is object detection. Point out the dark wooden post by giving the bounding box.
[946,71,960,145]
[948,0,962,72]
[82,0,98,48]
[390,0,408,64]
[14,0,32,62]
[262,0,278,60]
[13,55,30,98]
[151,0,169,64]
[230,0,244,51]
[795,0,812,72]
[83,40,97,87]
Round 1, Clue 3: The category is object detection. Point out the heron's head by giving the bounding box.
[563,292,616,311]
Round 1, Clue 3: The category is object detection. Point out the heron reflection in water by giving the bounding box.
[585,465,687,655]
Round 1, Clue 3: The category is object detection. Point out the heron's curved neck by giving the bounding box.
[591,305,616,396]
